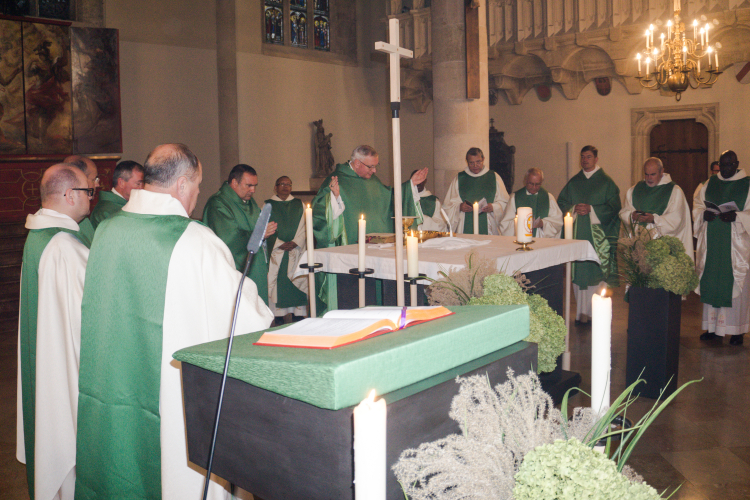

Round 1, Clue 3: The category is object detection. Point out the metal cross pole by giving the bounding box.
[376,18,413,307]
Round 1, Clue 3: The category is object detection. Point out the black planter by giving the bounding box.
[626,287,682,399]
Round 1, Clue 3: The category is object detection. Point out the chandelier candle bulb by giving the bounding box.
[406,231,419,278]
[591,288,612,416]
[353,390,386,500]
[516,207,533,244]
[667,20,672,39]
[305,204,314,265]
[646,57,651,75]
[358,214,366,271]
[715,50,719,69]
[660,33,665,51]
[693,19,698,39]
[637,53,641,75]
[473,202,479,235]
[564,213,573,240]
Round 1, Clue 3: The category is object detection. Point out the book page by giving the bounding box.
[265,318,394,338]
[324,306,450,326]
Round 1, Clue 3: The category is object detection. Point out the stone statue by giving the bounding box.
[313,119,334,177]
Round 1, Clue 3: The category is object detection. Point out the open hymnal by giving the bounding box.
[254,306,453,349]
[705,200,740,214]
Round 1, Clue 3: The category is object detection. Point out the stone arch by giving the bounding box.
[630,103,719,186]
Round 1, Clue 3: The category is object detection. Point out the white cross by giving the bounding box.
[375,18,413,103]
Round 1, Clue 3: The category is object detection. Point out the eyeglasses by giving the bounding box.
[358,159,379,170]
[467,160,484,167]
[276,182,292,187]
[69,187,95,198]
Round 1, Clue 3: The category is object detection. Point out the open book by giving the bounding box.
[254,306,454,349]
[705,200,740,214]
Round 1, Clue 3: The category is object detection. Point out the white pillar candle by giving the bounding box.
[305,204,314,265]
[358,214,366,272]
[472,202,479,235]
[354,390,386,500]
[516,207,533,243]
[406,230,419,278]
[564,212,573,240]
[591,288,612,416]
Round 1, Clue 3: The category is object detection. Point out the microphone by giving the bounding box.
[202,203,273,500]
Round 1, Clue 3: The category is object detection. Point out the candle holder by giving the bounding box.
[349,267,375,279]
[404,273,427,307]
[299,263,323,272]
[513,240,535,252]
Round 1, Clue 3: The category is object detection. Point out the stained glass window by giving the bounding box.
[264,3,283,45]
[313,0,330,51]
[264,0,331,52]
[290,11,307,47]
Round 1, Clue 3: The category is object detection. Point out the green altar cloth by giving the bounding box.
[174,305,529,411]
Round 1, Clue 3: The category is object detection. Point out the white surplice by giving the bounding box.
[267,195,308,317]
[416,190,447,232]
[442,167,509,235]
[498,191,564,239]
[620,174,694,262]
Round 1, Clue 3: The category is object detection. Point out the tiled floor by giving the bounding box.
[0,288,748,499]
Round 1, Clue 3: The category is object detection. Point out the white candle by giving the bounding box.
[674,0,680,13]
[358,214,366,272]
[354,390,386,500]
[707,46,713,69]
[693,19,698,40]
[472,202,479,235]
[683,44,687,64]
[715,50,719,69]
[636,53,641,75]
[406,230,419,278]
[667,20,672,40]
[660,33,665,51]
[305,204,314,265]
[646,57,651,75]
[591,288,612,416]
[564,212,573,240]
[700,28,705,47]
[516,207,532,243]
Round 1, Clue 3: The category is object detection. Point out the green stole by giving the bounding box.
[265,197,307,309]
[410,194,437,230]
[457,170,497,235]
[76,212,192,499]
[700,175,750,308]
[19,226,86,500]
[557,168,621,288]
[514,187,550,237]
[631,181,674,225]
[203,183,268,304]
[90,190,127,230]
[77,217,95,247]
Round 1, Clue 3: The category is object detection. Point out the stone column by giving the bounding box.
[431,0,490,199]
[216,0,240,179]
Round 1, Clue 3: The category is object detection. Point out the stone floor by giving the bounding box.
[0,288,748,499]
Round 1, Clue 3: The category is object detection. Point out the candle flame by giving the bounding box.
[367,389,377,402]
[361,214,364,220]
[307,203,311,209]
[600,287,607,298]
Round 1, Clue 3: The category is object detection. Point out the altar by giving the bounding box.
[175,305,537,500]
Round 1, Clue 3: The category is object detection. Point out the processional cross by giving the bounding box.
[375,18,413,307]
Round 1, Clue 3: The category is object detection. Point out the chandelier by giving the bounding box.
[635,1,722,101]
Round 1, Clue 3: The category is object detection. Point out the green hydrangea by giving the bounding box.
[643,238,670,268]
[470,275,566,373]
[513,439,662,500]
[651,252,700,296]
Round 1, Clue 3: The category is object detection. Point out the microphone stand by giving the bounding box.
[201,250,256,500]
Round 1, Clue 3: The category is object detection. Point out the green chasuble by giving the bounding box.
[76,212,191,499]
[409,194,437,230]
[558,168,621,288]
[77,217,95,248]
[19,227,86,500]
[514,187,550,237]
[457,170,497,234]
[700,175,750,307]
[90,190,127,230]
[631,181,674,225]
[203,183,269,304]
[265,197,307,309]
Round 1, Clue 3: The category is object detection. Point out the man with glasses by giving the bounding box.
[694,150,750,346]
[311,145,427,312]
[499,167,563,238]
[64,155,99,246]
[90,160,144,230]
[266,176,308,324]
[443,147,509,235]
[17,164,91,500]
[203,163,278,305]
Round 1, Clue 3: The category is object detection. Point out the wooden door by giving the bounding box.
[649,119,709,212]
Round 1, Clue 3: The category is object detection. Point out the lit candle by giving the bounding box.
[693,19,698,39]
[564,212,573,240]
[473,202,479,235]
[636,53,641,75]
[516,207,532,243]
[591,287,612,416]
[715,49,719,69]
[406,230,419,278]
[660,32,665,51]
[305,203,314,265]
[667,20,672,40]
[649,24,654,46]
[707,46,713,69]
[358,214,366,271]
[353,390,386,500]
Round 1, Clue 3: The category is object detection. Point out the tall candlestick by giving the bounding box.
[406,230,419,278]
[591,288,612,416]
[354,390,386,500]
[358,214,366,272]
[564,212,573,240]
[472,202,479,235]
[305,204,314,265]
[516,207,533,243]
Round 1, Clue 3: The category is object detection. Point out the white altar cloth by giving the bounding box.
[295,235,599,281]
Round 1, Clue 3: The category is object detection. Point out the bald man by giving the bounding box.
[64,155,99,246]
[76,144,273,499]
[620,157,693,260]
[17,164,91,500]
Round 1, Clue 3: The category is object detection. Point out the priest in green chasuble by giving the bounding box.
[203,164,278,305]
[89,160,144,229]
[694,150,750,346]
[266,176,308,324]
[17,164,91,500]
[500,167,563,238]
[620,157,693,260]
[408,170,447,232]
[443,147,509,235]
[557,145,621,324]
[75,144,273,499]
